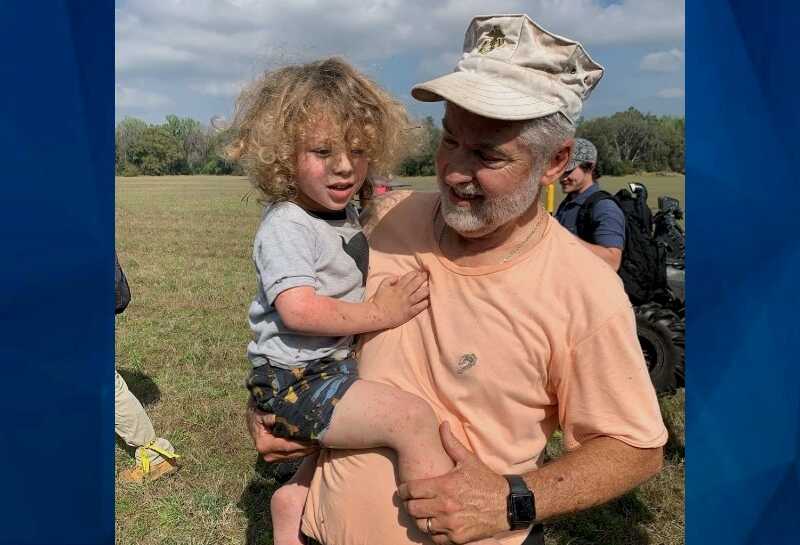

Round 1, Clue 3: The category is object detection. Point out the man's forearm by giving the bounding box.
[523,436,663,522]
[578,241,622,271]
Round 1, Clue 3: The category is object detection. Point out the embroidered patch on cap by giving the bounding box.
[478,26,506,54]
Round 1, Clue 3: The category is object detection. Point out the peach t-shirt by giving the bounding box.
[301,192,667,545]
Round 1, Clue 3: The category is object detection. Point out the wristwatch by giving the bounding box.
[504,474,536,530]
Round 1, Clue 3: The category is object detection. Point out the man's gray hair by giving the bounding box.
[518,113,575,167]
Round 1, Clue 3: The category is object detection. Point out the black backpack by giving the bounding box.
[115,252,131,314]
[576,187,666,305]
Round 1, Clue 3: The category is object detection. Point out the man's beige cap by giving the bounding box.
[412,14,604,124]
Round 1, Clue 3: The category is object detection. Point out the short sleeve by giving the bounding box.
[591,200,625,248]
[253,217,318,306]
[555,306,668,451]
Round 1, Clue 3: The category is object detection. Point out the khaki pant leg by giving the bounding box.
[115,370,156,449]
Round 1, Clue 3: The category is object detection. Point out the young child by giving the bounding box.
[230,58,462,545]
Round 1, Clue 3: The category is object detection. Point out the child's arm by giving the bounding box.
[274,271,428,336]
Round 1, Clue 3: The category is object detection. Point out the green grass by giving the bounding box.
[116,175,684,545]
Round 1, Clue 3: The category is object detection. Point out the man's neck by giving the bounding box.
[438,201,544,267]
[577,178,596,194]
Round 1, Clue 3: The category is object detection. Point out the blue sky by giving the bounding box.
[116,0,684,126]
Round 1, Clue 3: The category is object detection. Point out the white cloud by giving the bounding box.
[116,0,684,78]
[640,49,684,72]
[115,85,172,109]
[190,80,248,98]
[657,87,684,98]
[115,0,685,120]
[417,51,460,79]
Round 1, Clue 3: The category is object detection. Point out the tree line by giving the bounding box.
[115,107,683,177]
[115,115,241,176]
[575,108,684,176]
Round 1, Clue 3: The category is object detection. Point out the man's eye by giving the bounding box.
[313,149,331,157]
[351,148,366,157]
[477,151,504,165]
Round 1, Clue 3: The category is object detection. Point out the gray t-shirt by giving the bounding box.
[247,201,369,369]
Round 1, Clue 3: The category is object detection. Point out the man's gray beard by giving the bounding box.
[439,169,542,235]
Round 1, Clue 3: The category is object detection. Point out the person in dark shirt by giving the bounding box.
[555,139,625,270]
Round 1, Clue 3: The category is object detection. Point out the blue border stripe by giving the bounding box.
[0,2,114,543]
[688,1,800,544]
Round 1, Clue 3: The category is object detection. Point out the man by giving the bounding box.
[116,252,179,482]
[248,14,666,545]
[555,139,625,270]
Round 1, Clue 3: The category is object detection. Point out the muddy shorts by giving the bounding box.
[247,356,358,441]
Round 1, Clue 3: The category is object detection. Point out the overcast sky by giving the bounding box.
[115,0,684,126]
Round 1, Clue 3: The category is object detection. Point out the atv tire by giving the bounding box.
[635,303,684,393]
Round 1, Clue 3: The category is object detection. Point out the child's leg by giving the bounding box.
[270,454,317,545]
[320,380,453,483]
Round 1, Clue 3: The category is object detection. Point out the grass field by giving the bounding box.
[116,175,684,545]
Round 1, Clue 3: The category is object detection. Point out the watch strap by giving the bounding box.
[505,474,529,495]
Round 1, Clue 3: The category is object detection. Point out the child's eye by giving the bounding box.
[350,149,366,157]
[312,148,331,157]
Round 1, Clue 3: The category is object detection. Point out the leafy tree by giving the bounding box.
[115,117,148,175]
[399,116,441,176]
[577,108,684,175]
[164,115,206,174]
[126,126,183,176]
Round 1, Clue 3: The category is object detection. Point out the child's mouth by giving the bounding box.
[327,183,355,199]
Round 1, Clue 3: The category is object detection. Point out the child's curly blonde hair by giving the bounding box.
[228,57,411,202]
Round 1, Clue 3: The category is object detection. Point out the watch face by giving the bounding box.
[511,494,535,523]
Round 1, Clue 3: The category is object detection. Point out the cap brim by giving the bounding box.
[411,71,561,121]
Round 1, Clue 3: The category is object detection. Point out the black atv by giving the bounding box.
[630,188,685,393]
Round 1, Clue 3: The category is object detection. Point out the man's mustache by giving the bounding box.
[452,182,485,197]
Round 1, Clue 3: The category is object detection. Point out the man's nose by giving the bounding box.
[441,150,474,187]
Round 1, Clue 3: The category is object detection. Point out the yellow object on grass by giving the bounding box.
[140,442,180,474]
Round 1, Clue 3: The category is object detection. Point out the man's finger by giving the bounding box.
[413,515,443,536]
[404,497,442,518]
[263,447,317,463]
[255,412,276,427]
[398,478,439,501]
[439,421,472,464]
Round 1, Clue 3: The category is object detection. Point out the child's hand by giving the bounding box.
[372,271,429,328]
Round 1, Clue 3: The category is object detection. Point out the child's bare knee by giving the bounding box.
[270,484,306,518]
[398,392,438,429]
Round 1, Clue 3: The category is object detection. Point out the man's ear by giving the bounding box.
[540,139,573,186]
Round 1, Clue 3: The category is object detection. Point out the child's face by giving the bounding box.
[293,121,368,212]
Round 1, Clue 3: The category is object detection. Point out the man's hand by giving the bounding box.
[398,422,508,544]
[246,403,318,462]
